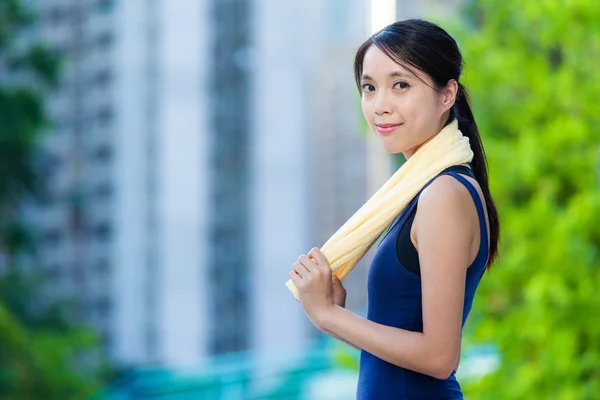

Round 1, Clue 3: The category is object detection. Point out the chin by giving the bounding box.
[378,145,400,154]
[380,142,408,154]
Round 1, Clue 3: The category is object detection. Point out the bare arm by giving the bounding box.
[322,327,361,351]
[315,176,476,379]
[325,275,360,351]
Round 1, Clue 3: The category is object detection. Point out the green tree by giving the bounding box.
[0,1,109,398]
[447,0,600,398]
[0,0,59,262]
[0,272,106,400]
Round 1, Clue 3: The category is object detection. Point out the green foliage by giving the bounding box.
[329,340,360,371]
[0,0,58,261]
[0,1,110,398]
[0,280,103,400]
[445,0,600,397]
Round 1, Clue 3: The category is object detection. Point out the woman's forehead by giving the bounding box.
[362,45,422,80]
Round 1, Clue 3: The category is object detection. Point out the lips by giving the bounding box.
[375,123,403,135]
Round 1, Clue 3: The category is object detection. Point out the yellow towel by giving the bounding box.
[285,119,473,299]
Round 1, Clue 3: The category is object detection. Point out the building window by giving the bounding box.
[52,114,71,132]
[92,144,113,163]
[72,263,85,288]
[92,69,113,87]
[97,106,114,127]
[94,182,113,199]
[101,330,112,350]
[96,296,112,317]
[46,6,71,26]
[43,228,63,247]
[42,152,64,180]
[96,31,114,50]
[46,264,62,282]
[96,0,115,14]
[95,221,112,241]
[96,258,111,276]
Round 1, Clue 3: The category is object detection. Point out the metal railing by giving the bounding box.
[91,339,359,400]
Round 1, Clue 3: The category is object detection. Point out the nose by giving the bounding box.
[373,90,393,116]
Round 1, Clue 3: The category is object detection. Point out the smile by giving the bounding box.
[375,123,403,135]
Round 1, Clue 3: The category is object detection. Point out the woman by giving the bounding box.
[288,19,500,399]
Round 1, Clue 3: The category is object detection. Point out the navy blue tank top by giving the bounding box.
[357,167,489,400]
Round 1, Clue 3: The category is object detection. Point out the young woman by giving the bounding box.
[288,19,500,399]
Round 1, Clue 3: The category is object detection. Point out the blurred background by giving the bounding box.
[0,0,598,399]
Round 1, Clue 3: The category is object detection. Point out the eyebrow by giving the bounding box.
[361,71,411,81]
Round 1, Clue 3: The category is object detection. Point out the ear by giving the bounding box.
[440,79,459,112]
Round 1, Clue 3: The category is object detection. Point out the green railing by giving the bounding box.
[90,334,498,400]
[91,338,360,400]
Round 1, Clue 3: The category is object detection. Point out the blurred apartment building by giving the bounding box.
[31,0,202,367]
[29,0,375,368]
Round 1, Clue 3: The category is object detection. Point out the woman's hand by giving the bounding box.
[332,275,347,308]
[289,247,336,327]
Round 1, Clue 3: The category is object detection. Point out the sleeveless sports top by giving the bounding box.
[357,165,490,400]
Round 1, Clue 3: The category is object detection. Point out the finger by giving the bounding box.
[292,261,308,278]
[309,249,331,275]
[332,274,342,286]
[331,275,341,290]
[289,271,303,289]
[332,275,345,292]
[309,247,329,267]
[296,258,312,275]
[298,254,316,272]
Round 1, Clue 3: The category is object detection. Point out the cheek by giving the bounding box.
[405,93,436,123]
[361,97,373,122]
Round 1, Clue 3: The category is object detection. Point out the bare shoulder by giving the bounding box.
[418,174,476,217]
[412,174,480,253]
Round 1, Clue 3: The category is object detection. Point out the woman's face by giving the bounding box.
[360,45,457,159]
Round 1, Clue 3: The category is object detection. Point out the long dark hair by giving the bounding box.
[354,19,500,268]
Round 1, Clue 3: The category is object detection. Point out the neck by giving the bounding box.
[403,134,436,160]
[402,114,453,160]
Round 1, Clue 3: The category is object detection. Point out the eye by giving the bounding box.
[361,83,375,93]
[394,81,409,89]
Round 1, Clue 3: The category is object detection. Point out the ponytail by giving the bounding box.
[454,82,500,268]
